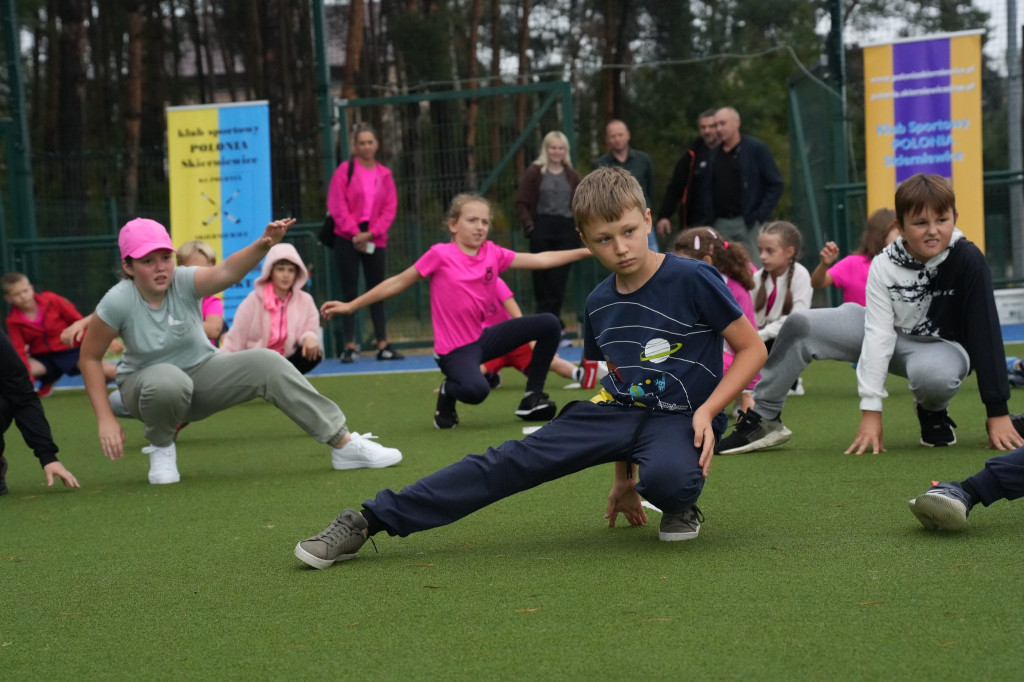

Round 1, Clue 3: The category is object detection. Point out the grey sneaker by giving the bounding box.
[658,505,704,541]
[908,481,971,531]
[295,509,369,569]
[716,410,792,454]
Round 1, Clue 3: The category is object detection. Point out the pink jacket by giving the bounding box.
[220,243,320,357]
[326,160,398,248]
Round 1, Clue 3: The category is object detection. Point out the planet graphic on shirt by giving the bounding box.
[639,338,682,364]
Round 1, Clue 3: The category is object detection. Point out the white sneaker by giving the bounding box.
[787,378,805,397]
[147,443,180,484]
[331,432,402,470]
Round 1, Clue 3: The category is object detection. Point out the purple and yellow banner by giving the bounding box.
[166,101,272,322]
[864,30,984,248]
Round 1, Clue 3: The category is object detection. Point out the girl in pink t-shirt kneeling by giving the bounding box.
[810,208,898,306]
[321,193,591,429]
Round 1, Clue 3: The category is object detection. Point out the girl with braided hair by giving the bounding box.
[752,221,812,394]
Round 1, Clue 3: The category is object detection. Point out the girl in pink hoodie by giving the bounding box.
[221,242,323,374]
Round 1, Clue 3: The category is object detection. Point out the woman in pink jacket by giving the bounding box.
[221,243,323,374]
[327,123,403,364]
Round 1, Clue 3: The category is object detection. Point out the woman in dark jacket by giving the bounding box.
[514,131,581,330]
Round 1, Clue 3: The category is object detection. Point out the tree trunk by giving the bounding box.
[42,0,60,154]
[601,0,615,121]
[515,0,530,180]
[123,0,144,216]
[185,0,208,102]
[57,0,87,226]
[488,0,500,167]
[343,0,365,100]
[464,0,483,189]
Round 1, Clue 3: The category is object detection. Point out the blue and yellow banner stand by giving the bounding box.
[863,30,984,248]
[166,101,271,322]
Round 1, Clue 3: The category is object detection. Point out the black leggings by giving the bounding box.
[333,235,388,345]
[435,314,561,403]
[287,348,322,375]
[528,214,579,325]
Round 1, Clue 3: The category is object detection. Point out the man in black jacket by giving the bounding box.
[656,108,719,239]
[706,106,784,266]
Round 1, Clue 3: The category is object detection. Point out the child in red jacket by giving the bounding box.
[2,273,118,396]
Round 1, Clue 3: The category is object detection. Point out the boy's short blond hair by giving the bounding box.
[177,240,217,266]
[572,167,647,236]
[894,174,956,226]
[1,272,28,293]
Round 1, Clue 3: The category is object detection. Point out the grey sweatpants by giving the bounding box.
[714,216,760,267]
[753,303,969,419]
[117,348,347,447]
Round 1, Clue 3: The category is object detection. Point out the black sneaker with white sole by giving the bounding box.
[514,392,556,421]
[716,409,792,454]
[1010,413,1024,439]
[916,404,957,447]
[434,381,459,429]
[377,344,404,361]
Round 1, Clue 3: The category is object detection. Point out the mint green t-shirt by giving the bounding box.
[96,266,216,378]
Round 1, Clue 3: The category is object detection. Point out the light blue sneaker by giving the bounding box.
[908,481,971,531]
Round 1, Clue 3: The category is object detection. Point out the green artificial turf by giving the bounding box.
[3,348,1024,680]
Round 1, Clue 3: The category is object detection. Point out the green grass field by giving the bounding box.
[3,348,1024,680]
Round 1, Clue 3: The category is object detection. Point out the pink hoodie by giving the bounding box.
[326,160,398,248]
[220,243,320,357]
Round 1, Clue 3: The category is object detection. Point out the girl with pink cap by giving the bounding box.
[78,217,402,486]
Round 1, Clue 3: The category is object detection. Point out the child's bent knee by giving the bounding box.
[637,474,704,514]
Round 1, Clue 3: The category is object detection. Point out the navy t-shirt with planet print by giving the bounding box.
[582,253,743,429]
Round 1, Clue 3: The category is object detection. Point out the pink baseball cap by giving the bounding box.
[119,218,177,260]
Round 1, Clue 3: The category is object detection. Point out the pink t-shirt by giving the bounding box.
[724,275,759,391]
[828,254,872,306]
[483,279,515,327]
[414,241,517,355]
[355,163,377,223]
[200,296,224,346]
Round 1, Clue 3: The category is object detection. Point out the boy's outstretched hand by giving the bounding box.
[320,300,354,319]
[845,410,886,455]
[606,478,648,527]
[987,415,1024,451]
[43,461,80,489]
[259,218,295,248]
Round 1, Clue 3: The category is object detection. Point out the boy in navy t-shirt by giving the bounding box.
[293,167,766,568]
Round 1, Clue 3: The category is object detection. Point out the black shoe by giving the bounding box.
[514,392,556,421]
[0,454,7,495]
[485,371,502,389]
[434,381,459,429]
[716,409,792,454]
[377,344,404,361]
[916,404,957,447]
[341,348,358,364]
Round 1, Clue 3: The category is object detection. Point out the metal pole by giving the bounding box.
[1007,0,1023,279]
[1,0,37,247]
[311,0,336,188]
[311,0,340,355]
